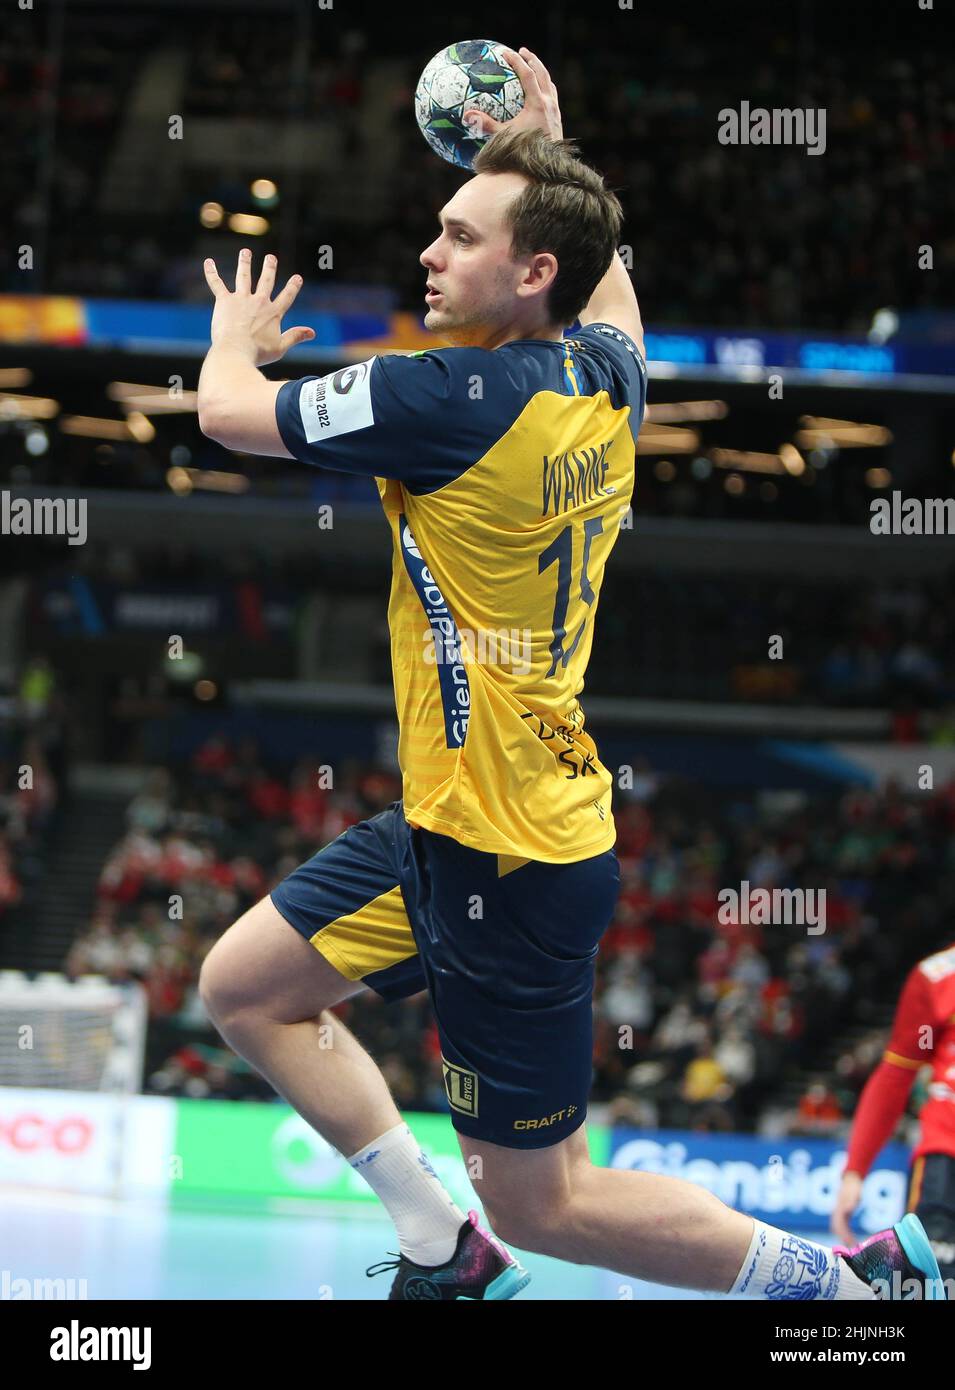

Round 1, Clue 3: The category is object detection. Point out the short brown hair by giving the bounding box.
[472,127,623,328]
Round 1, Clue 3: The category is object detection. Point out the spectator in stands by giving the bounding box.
[0,832,22,916]
[126,769,173,834]
[792,1079,844,1137]
[714,1023,756,1091]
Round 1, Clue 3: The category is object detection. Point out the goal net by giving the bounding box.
[0,971,147,1093]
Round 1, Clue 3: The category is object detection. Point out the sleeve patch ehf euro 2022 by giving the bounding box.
[298,356,377,443]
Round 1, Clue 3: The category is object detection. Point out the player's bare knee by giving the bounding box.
[197,935,247,1024]
[197,901,283,1022]
[198,931,292,1025]
[199,896,361,1028]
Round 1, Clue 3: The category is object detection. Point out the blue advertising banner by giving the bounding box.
[609,1128,910,1234]
[35,576,297,638]
[3,295,954,383]
[81,308,955,381]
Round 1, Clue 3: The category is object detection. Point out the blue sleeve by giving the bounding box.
[571,322,648,439]
[275,348,520,491]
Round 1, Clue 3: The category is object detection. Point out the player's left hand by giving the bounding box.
[203,249,316,367]
[830,1170,863,1244]
[464,47,563,143]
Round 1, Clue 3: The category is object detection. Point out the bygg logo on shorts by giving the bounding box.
[442,1057,478,1117]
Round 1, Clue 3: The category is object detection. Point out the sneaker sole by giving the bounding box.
[895,1213,946,1300]
[458,1262,532,1301]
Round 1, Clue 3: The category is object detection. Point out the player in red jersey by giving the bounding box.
[833,942,955,1283]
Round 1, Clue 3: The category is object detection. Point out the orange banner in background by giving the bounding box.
[343,310,441,359]
[0,296,86,345]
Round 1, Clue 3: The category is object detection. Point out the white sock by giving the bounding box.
[347,1121,467,1266]
[729,1220,876,1300]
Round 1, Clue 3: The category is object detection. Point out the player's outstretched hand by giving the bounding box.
[830,1170,863,1244]
[464,46,563,143]
[203,249,316,367]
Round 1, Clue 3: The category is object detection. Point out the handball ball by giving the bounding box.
[414,40,524,169]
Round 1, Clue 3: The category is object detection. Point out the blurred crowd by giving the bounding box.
[2,7,952,332]
[364,16,955,334]
[22,539,955,719]
[589,773,954,1136]
[3,7,953,540]
[594,566,955,716]
[0,658,66,938]
[62,732,955,1142]
[783,1029,938,1148]
[64,737,404,1097]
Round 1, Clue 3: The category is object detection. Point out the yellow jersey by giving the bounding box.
[276,321,647,863]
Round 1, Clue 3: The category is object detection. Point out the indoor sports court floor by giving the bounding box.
[1,1188,835,1300]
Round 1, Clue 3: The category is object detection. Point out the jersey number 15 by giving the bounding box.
[538,517,604,679]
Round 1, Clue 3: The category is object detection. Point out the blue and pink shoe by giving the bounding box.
[834,1213,947,1300]
[366,1209,531,1300]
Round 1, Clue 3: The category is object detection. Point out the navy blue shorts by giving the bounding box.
[909,1153,955,1280]
[270,800,620,1149]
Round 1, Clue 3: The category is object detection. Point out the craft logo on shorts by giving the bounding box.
[442,1057,478,1117]
[514,1104,578,1131]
